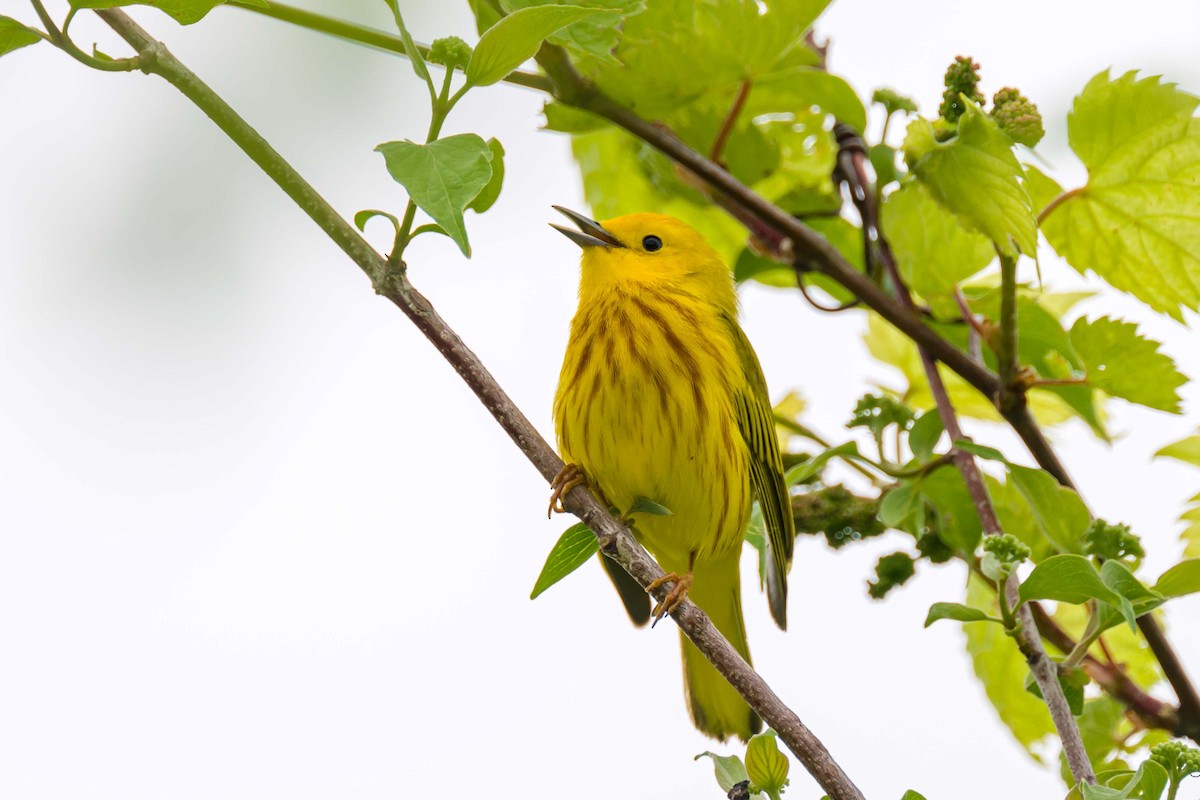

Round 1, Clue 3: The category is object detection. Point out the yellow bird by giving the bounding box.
[548,207,794,742]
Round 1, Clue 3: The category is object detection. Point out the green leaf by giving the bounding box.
[902,101,1037,256]
[466,4,608,87]
[1007,464,1091,553]
[354,209,400,236]
[924,602,1000,627]
[1019,555,1136,628]
[744,732,789,796]
[695,751,751,794]
[1082,759,1172,800]
[1154,559,1200,597]
[1156,435,1200,466]
[881,181,995,297]
[69,0,265,25]
[0,15,41,56]
[920,468,983,554]
[1069,317,1186,412]
[954,439,1007,462]
[542,101,607,133]
[530,522,599,599]
[783,441,860,486]
[627,495,673,517]
[1024,163,1065,217]
[583,0,830,115]
[386,2,432,88]
[375,134,495,257]
[502,0,646,65]
[908,410,944,462]
[900,793,927,800]
[467,138,506,214]
[879,481,921,528]
[964,574,1055,753]
[1043,71,1200,318]
[746,67,867,132]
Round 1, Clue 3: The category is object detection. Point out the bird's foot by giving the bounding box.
[548,463,589,518]
[648,570,693,627]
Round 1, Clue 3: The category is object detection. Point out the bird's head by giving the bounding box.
[551,207,734,303]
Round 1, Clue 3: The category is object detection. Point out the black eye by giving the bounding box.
[642,235,663,252]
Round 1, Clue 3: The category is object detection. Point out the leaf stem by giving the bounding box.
[710,80,751,163]
[1037,186,1084,225]
[29,0,140,71]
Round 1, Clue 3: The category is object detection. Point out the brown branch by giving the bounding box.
[836,130,1096,785]
[710,80,750,163]
[89,10,865,799]
[1031,604,1180,734]
[530,37,1200,745]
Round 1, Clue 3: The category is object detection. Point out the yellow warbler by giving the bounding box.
[548,207,794,742]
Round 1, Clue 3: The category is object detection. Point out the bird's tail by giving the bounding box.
[680,557,761,742]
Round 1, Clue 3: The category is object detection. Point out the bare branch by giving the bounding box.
[89,10,866,798]
[834,129,1096,786]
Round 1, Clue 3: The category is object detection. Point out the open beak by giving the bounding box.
[550,205,625,249]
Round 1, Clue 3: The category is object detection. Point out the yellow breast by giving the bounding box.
[553,285,751,570]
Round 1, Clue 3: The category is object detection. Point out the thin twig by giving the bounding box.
[836,129,1097,786]
[90,10,866,798]
[710,80,751,163]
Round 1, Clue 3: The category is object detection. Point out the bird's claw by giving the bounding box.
[648,571,693,627]
[548,463,588,518]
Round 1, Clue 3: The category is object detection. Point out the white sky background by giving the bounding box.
[3,1,1200,798]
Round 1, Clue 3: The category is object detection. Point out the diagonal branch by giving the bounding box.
[89,9,865,798]
[527,37,1200,744]
[832,132,1095,786]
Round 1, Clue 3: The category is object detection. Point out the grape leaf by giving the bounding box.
[1069,316,1186,412]
[0,16,41,57]
[745,67,867,132]
[902,101,1037,257]
[1042,71,1200,318]
[584,0,829,114]
[864,314,1078,427]
[374,134,495,257]
[881,181,995,298]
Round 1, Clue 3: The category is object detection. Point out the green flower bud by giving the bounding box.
[427,36,472,70]
[868,552,915,599]
[990,87,1045,147]
[1083,519,1145,562]
[1150,740,1200,784]
[939,56,985,124]
[872,88,918,117]
[980,533,1030,581]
